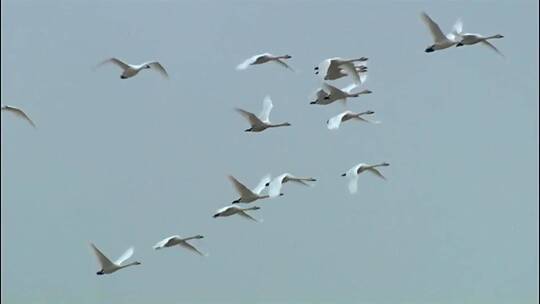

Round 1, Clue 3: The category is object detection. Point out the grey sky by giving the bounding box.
[1,0,538,303]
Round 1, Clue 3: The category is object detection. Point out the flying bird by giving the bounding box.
[236,53,294,71]
[314,57,368,85]
[236,96,291,132]
[229,174,275,204]
[453,21,504,56]
[213,205,262,222]
[310,83,372,105]
[266,173,317,198]
[153,235,207,256]
[326,110,380,130]
[97,58,169,79]
[341,162,390,194]
[1,105,36,128]
[421,12,462,53]
[90,243,141,275]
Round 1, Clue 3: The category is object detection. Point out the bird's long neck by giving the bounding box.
[268,122,290,128]
[370,162,389,168]
[244,206,259,211]
[182,236,200,241]
[349,89,371,97]
[483,34,502,40]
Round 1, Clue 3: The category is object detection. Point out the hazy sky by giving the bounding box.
[1,0,538,303]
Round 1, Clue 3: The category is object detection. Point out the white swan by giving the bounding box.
[97,58,169,79]
[453,21,504,56]
[266,173,317,198]
[90,243,141,275]
[236,96,291,132]
[213,205,262,222]
[153,235,207,256]
[229,174,275,204]
[1,105,36,128]
[310,83,372,105]
[341,162,389,194]
[421,12,462,53]
[236,53,294,71]
[327,110,380,130]
[314,57,368,85]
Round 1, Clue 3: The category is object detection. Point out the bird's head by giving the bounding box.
[495,34,504,38]
[364,110,375,115]
[283,122,292,126]
[144,65,151,69]
[283,55,292,59]
[133,261,142,265]
[195,235,204,239]
[361,89,373,94]
[252,206,261,210]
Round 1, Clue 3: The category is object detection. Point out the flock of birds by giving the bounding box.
[1,11,504,276]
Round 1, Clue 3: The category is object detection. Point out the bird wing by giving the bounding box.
[342,83,358,94]
[238,211,260,222]
[366,167,387,180]
[259,95,273,123]
[452,18,463,36]
[1,105,36,128]
[236,54,262,70]
[347,175,359,194]
[114,247,134,266]
[97,58,130,70]
[153,236,176,249]
[339,62,361,85]
[321,82,340,95]
[421,12,447,43]
[235,108,264,126]
[147,62,169,78]
[252,174,271,195]
[274,59,294,71]
[90,243,116,268]
[179,242,206,256]
[228,175,254,197]
[481,40,504,56]
[327,112,348,130]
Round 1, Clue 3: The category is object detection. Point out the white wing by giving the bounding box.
[179,242,206,256]
[252,174,271,195]
[481,40,504,56]
[90,243,115,268]
[322,82,340,95]
[358,70,368,84]
[236,54,262,70]
[366,167,387,180]
[348,175,359,194]
[238,211,260,222]
[1,105,36,128]
[342,83,358,94]
[153,236,175,250]
[268,174,286,198]
[327,112,348,130]
[114,247,134,266]
[147,62,169,78]
[452,18,463,36]
[259,96,273,123]
[228,175,254,197]
[421,12,447,43]
[274,59,294,71]
[236,108,264,126]
[339,62,361,85]
[97,57,130,70]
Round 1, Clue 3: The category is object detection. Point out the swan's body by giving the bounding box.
[236,96,291,132]
[236,53,293,71]
[421,12,461,52]
[229,174,272,204]
[314,57,368,85]
[327,110,379,130]
[341,162,390,194]
[456,33,504,55]
[90,243,141,275]
[310,83,372,105]
[153,235,207,256]
[213,205,262,222]
[1,105,36,128]
[266,173,317,198]
[98,58,169,79]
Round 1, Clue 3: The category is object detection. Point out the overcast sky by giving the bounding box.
[1,0,538,303]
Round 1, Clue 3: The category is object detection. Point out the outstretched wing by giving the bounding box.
[259,96,273,123]
[366,167,387,180]
[421,12,447,43]
[228,175,254,197]
[327,112,347,130]
[97,57,130,70]
[481,40,504,57]
[1,105,36,128]
[235,108,264,126]
[339,62,361,85]
[252,174,271,195]
[236,54,261,70]
[347,175,359,194]
[179,242,206,256]
[238,211,260,222]
[274,59,294,71]
[147,62,169,78]
[90,243,115,268]
[267,175,286,198]
[114,247,134,266]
